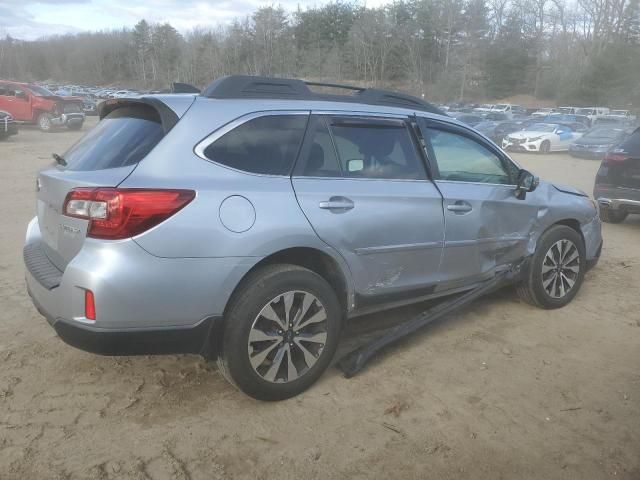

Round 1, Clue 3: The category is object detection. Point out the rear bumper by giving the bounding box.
[595,186,640,214]
[568,149,607,160]
[27,281,220,356]
[23,216,258,356]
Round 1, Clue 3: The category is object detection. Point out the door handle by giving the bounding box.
[447,201,473,214]
[319,196,354,211]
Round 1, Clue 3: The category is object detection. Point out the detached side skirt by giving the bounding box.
[338,261,526,378]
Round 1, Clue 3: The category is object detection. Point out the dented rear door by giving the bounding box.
[292,114,445,303]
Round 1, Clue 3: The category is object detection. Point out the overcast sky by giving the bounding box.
[1,0,388,41]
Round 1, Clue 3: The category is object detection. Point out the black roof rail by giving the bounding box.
[201,75,444,115]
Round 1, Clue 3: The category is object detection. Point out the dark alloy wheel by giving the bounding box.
[37,113,52,132]
[216,264,342,401]
[517,225,586,309]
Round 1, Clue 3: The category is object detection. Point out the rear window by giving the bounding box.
[203,115,308,175]
[62,106,164,171]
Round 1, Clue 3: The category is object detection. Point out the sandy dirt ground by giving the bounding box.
[0,118,638,480]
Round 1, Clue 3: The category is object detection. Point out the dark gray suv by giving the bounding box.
[24,76,602,400]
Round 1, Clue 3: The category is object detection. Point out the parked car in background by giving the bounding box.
[447,112,485,126]
[593,114,634,128]
[79,95,98,116]
[532,108,554,117]
[475,120,524,144]
[0,81,84,131]
[484,112,510,121]
[569,127,629,160]
[543,113,591,127]
[22,75,602,400]
[95,89,114,99]
[0,110,18,139]
[557,122,589,134]
[511,105,528,118]
[610,109,632,118]
[503,123,583,153]
[574,107,610,125]
[473,104,493,113]
[490,103,521,119]
[594,127,640,223]
[109,90,139,98]
[554,107,576,114]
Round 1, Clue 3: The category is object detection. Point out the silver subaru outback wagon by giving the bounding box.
[24,76,602,400]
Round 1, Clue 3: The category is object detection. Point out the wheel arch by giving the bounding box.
[552,218,585,245]
[525,217,585,263]
[33,109,49,123]
[227,246,353,317]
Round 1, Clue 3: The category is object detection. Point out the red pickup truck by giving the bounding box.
[0,81,85,132]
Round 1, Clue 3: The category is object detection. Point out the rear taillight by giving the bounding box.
[63,188,195,239]
[603,152,629,164]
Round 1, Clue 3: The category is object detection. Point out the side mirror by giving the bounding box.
[15,91,27,100]
[515,169,539,199]
[346,159,364,173]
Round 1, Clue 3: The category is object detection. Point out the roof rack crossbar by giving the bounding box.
[201,75,443,115]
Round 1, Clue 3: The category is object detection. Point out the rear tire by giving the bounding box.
[516,225,586,309]
[37,113,52,132]
[217,264,342,401]
[599,209,627,224]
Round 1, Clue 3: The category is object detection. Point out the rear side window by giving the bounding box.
[203,115,308,175]
[63,106,164,171]
[328,118,426,180]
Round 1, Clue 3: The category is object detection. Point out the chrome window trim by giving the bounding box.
[435,179,517,188]
[312,109,408,119]
[291,175,435,183]
[193,110,310,178]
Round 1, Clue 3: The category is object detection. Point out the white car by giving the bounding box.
[532,108,554,117]
[574,107,610,125]
[474,104,493,113]
[610,109,637,121]
[502,123,584,153]
[109,90,135,98]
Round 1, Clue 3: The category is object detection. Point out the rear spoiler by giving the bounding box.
[171,82,200,94]
[97,97,179,134]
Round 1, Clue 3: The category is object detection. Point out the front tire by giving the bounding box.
[539,140,551,153]
[516,225,586,309]
[600,209,627,224]
[217,264,343,401]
